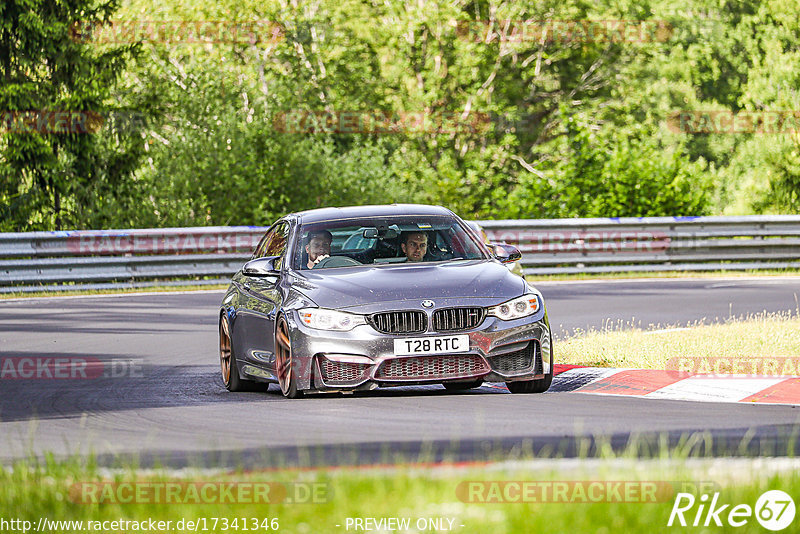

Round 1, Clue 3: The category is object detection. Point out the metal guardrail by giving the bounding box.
[479,215,800,275]
[1,216,799,292]
[0,227,264,293]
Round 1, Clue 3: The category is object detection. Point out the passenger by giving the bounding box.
[306,230,332,269]
[401,231,428,262]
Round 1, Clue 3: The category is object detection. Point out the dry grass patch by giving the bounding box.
[557,311,800,371]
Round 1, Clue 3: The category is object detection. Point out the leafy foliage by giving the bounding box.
[1,0,798,230]
[0,0,140,230]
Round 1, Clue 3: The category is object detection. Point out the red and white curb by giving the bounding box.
[548,365,800,405]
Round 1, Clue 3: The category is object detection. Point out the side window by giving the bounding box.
[253,232,273,259]
[264,222,290,268]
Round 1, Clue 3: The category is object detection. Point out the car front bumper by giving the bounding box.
[269,308,552,392]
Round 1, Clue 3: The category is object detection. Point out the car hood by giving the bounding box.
[289,260,525,312]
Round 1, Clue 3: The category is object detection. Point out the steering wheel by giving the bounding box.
[313,256,362,269]
[425,249,454,262]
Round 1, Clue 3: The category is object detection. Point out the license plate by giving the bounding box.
[393,335,470,356]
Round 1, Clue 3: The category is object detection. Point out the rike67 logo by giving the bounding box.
[668,490,795,531]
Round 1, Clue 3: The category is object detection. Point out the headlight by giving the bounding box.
[298,308,367,331]
[487,294,541,320]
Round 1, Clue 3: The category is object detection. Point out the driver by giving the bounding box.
[306,230,332,269]
[401,231,428,262]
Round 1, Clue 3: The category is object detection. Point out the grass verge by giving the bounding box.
[0,284,228,300]
[3,268,799,300]
[557,311,800,370]
[6,269,800,300]
[1,449,798,533]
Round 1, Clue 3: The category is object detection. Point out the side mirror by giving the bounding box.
[242,256,280,276]
[488,243,522,264]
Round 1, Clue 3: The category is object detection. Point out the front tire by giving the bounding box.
[506,337,553,394]
[275,315,303,399]
[506,374,552,393]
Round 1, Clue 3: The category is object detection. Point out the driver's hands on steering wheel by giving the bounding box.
[312,254,330,267]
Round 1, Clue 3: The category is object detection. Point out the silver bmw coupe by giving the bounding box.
[219,204,552,398]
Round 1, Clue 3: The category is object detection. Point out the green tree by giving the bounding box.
[503,110,709,218]
[0,0,138,230]
[757,142,800,212]
[6,0,797,230]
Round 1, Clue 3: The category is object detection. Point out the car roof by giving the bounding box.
[294,204,456,224]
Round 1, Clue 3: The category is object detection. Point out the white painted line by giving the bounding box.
[555,367,621,381]
[644,376,787,403]
[554,367,622,392]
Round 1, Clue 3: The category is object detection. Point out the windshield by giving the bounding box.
[293,215,488,270]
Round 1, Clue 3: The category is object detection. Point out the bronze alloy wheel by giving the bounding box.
[275,315,302,398]
[220,315,232,388]
[220,313,254,392]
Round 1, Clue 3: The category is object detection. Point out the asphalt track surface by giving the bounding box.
[1,277,800,467]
